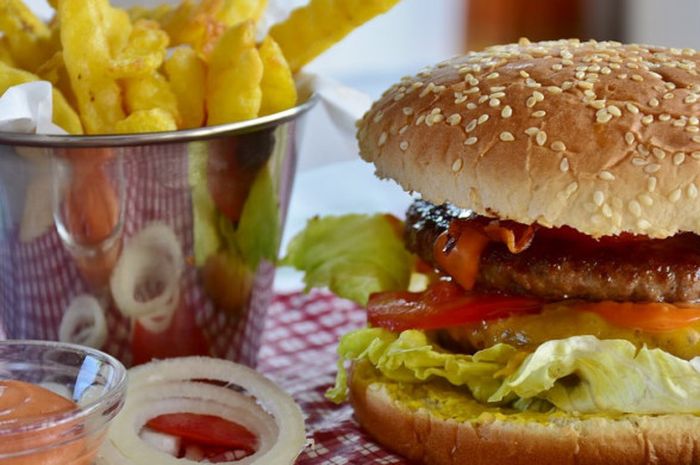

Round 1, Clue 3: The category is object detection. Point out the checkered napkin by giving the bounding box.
[259,290,410,465]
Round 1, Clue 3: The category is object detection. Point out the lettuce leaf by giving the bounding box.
[329,329,700,415]
[491,335,700,414]
[282,214,413,305]
[327,328,517,403]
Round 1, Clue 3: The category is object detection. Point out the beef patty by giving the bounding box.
[405,200,700,303]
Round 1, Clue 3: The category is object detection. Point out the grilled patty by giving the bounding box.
[405,200,700,302]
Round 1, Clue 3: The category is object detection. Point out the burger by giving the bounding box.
[285,39,700,465]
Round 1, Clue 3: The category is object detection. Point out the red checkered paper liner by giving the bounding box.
[260,290,410,465]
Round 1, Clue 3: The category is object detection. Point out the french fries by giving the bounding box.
[207,20,262,125]
[269,0,400,72]
[0,0,401,134]
[0,61,83,134]
[0,0,54,72]
[216,0,268,26]
[114,108,177,134]
[109,19,169,79]
[59,0,125,134]
[164,46,206,129]
[259,36,297,116]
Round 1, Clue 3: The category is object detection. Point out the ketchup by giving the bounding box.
[0,380,88,465]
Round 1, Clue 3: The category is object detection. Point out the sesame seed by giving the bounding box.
[526,78,541,88]
[602,204,613,218]
[466,103,477,110]
[536,131,547,146]
[468,77,479,86]
[524,127,539,136]
[685,94,698,104]
[486,72,499,80]
[575,71,586,80]
[500,131,515,142]
[663,92,674,100]
[552,63,563,71]
[466,87,480,94]
[625,132,635,145]
[378,132,387,146]
[400,140,409,151]
[399,125,408,134]
[447,114,462,126]
[628,200,642,217]
[690,116,699,125]
[593,190,605,206]
[601,66,612,75]
[551,141,567,152]
[632,157,648,166]
[532,110,546,118]
[561,81,574,90]
[590,100,606,110]
[565,182,578,196]
[560,157,570,172]
[533,91,545,102]
[415,114,426,125]
[490,86,506,92]
[619,73,629,80]
[659,114,671,122]
[402,107,414,116]
[647,177,657,193]
[526,96,537,108]
[607,105,622,117]
[519,70,530,78]
[688,183,699,199]
[637,219,651,230]
[693,151,700,160]
[393,92,405,101]
[673,152,686,165]
[599,170,615,181]
[465,136,478,145]
[693,135,700,143]
[591,214,604,226]
[547,86,563,94]
[478,95,489,104]
[477,114,489,124]
[501,105,513,118]
[626,103,640,114]
[490,91,506,98]
[642,114,654,125]
[649,97,660,107]
[465,119,477,132]
[451,158,463,172]
[687,126,700,133]
[669,189,682,203]
[638,144,650,156]
[674,118,688,128]
[596,110,612,123]
[489,98,501,107]
[373,111,384,123]
[652,148,666,160]
[644,163,661,174]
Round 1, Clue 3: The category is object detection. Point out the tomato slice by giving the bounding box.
[367,282,543,332]
[574,301,700,332]
[147,413,257,454]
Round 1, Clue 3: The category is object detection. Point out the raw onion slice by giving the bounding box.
[110,223,184,321]
[98,357,306,465]
[58,294,107,349]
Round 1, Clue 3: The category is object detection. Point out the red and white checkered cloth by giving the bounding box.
[260,290,410,465]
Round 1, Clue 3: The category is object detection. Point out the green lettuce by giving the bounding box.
[282,214,413,305]
[491,336,700,414]
[330,328,700,415]
[327,328,517,404]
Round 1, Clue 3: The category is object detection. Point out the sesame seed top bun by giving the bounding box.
[357,39,700,238]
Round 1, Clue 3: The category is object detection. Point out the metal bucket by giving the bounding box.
[0,94,315,367]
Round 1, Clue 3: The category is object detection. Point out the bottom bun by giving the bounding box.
[349,362,700,465]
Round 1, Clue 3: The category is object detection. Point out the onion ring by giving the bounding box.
[58,294,107,348]
[98,357,306,465]
[110,223,184,322]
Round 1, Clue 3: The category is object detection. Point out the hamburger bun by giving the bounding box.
[357,39,700,239]
[349,363,700,465]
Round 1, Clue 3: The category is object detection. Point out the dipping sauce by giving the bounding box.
[0,380,88,465]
